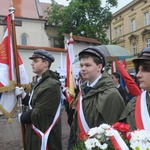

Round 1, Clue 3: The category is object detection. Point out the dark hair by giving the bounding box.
[112,72,121,83]
[42,59,51,69]
[134,60,150,74]
[79,52,103,65]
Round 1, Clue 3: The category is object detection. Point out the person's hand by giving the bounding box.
[15,86,26,98]
[18,113,22,122]
[62,87,67,92]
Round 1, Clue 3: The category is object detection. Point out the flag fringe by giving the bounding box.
[69,98,75,107]
[0,102,18,123]
[0,80,30,93]
[0,81,16,92]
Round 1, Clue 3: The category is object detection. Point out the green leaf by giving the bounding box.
[45,0,118,47]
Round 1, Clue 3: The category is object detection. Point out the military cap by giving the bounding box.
[78,46,106,70]
[132,46,150,64]
[29,49,55,63]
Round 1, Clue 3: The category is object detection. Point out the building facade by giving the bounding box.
[0,0,101,81]
[111,0,150,69]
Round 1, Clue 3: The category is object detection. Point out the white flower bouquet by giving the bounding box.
[130,130,150,150]
[73,122,150,150]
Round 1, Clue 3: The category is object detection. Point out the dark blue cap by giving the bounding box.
[78,46,106,71]
[29,49,55,63]
[132,46,150,63]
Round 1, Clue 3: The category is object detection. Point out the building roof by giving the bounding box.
[0,0,45,20]
[113,0,141,17]
[18,45,67,52]
[0,0,101,47]
[73,35,101,44]
[40,2,52,19]
[65,34,101,45]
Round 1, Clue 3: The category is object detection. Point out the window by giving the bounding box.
[115,28,118,38]
[131,19,136,31]
[115,26,122,38]
[119,25,122,36]
[146,38,150,47]
[144,12,149,26]
[21,34,27,45]
[132,42,137,55]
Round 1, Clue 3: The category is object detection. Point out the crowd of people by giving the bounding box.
[15,46,150,150]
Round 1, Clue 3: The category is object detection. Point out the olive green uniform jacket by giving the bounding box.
[68,71,125,149]
[120,91,150,131]
[21,70,62,150]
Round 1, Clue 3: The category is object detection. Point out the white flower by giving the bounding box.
[88,127,98,137]
[97,124,111,135]
[105,128,114,137]
[84,124,111,150]
[84,137,108,150]
[97,126,105,134]
[95,134,102,139]
[100,143,108,150]
[83,123,150,150]
[130,130,150,150]
[100,124,111,130]
[84,138,100,150]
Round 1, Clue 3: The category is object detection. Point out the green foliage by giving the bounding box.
[45,0,118,46]
[72,141,87,150]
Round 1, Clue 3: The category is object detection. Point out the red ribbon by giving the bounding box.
[135,95,144,129]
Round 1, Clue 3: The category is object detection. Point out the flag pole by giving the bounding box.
[9,1,26,150]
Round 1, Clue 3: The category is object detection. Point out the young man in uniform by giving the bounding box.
[15,49,62,150]
[120,47,150,131]
[68,46,125,149]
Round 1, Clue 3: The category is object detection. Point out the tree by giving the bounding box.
[45,0,118,47]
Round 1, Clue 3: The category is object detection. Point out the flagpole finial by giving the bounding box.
[70,32,74,42]
[9,6,15,13]
[9,0,15,15]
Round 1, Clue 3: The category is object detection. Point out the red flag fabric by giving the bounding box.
[135,95,144,130]
[0,14,29,121]
[116,60,141,97]
[0,15,11,88]
[65,40,75,106]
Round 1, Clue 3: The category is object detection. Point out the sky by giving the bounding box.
[39,0,133,13]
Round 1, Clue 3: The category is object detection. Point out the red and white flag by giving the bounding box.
[0,14,29,121]
[116,60,141,97]
[65,34,75,106]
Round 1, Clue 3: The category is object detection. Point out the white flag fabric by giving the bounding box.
[0,14,29,121]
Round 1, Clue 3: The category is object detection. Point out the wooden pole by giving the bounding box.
[9,5,26,150]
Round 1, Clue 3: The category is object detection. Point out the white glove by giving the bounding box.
[15,86,26,98]
[18,113,22,122]
[62,87,67,92]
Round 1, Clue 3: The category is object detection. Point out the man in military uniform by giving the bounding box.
[120,47,150,131]
[68,46,125,149]
[16,49,62,150]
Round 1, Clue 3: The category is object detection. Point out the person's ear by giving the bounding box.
[44,61,49,68]
[98,64,103,72]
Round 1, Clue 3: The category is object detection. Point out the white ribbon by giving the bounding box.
[141,91,150,132]
[31,103,61,150]
[108,128,129,150]
[28,89,34,109]
[78,93,90,133]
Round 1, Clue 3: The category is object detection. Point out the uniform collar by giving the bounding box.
[37,76,42,82]
[87,74,102,87]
